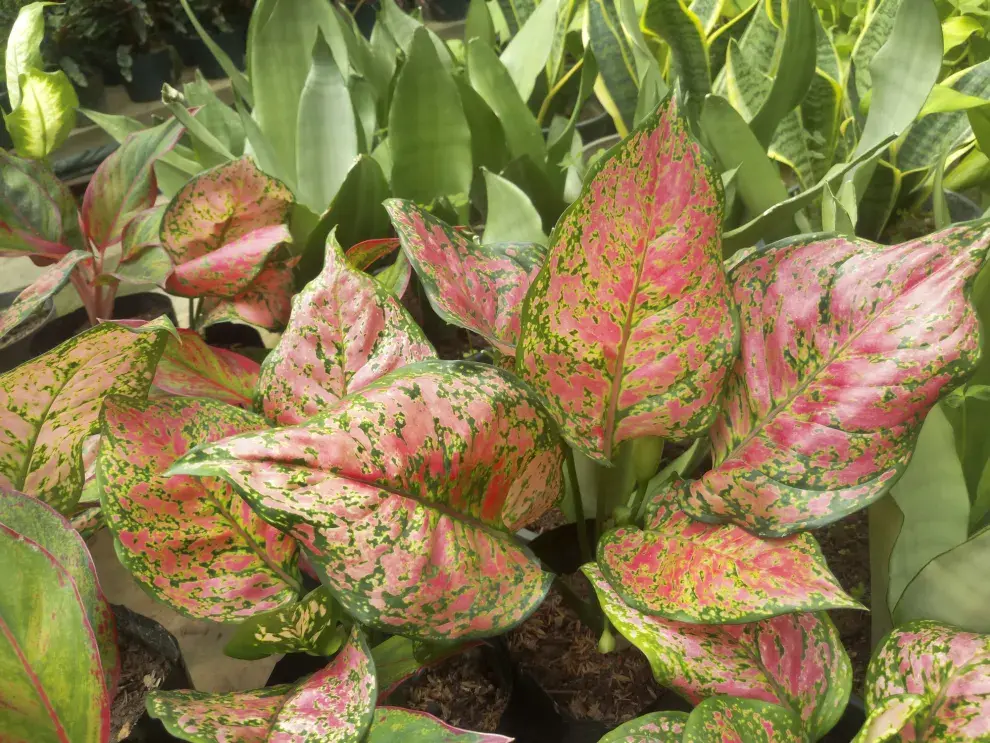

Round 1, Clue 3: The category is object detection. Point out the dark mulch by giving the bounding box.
[110,630,171,741]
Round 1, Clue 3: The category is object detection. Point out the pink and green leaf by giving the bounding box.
[113,204,171,286]
[198,256,298,332]
[161,157,294,298]
[257,232,435,426]
[0,149,81,257]
[516,94,737,464]
[98,396,301,620]
[684,223,990,536]
[0,317,171,513]
[864,620,990,741]
[154,328,260,407]
[170,360,563,641]
[582,564,851,741]
[0,490,112,742]
[224,586,345,660]
[366,708,513,741]
[82,122,184,252]
[147,684,293,743]
[345,238,413,297]
[0,250,91,345]
[599,711,689,742]
[851,695,925,743]
[682,697,804,743]
[597,481,858,623]
[386,200,546,355]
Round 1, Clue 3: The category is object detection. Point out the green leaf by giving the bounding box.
[850,694,925,743]
[942,15,983,54]
[224,586,345,660]
[642,0,711,124]
[0,251,90,346]
[598,711,689,742]
[495,0,537,33]
[5,68,78,160]
[856,159,901,240]
[933,147,951,229]
[380,0,452,67]
[161,91,236,165]
[367,708,513,741]
[822,180,857,236]
[588,0,639,136]
[689,0,726,33]
[113,204,170,286]
[178,0,252,105]
[919,84,990,117]
[371,636,475,698]
[466,0,497,46]
[0,150,80,256]
[77,109,145,142]
[482,169,547,244]
[850,0,902,102]
[457,78,509,176]
[4,2,54,109]
[683,697,803,743]
[500,0,560,102]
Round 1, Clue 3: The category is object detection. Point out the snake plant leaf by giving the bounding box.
[588,0,639,136]
[599,711,689,742]
[171,360,563,641]
[256,233,433,426]
[0,150,80,257]
[851,695,926,743]
[198,256,298,331]
[147,684,294,743]
[224,586,344,660]
[683,697,804,743]
[865,621,990,740]
[367,708,513,741]
[850,0,902,102]
[0,318,170,513]
[499,0,559,103]
[517,95,737,463]
[98,396,301,620]
[597,481,858,623]
[683,223,990,537]
[5,68,79,161]
[642,0,711,124]
[583,565,851,741]
[161,157,295,299]
[494,0,536,34]
[0,490,114,743]
[482,168,547,246]
[154,328,261,407]
[386,200,546,355]
[0,250,90,346]
[82,122,184,253]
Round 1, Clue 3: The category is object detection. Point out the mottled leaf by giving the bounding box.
[0,149,81,257]
[583,565,851,741]
[0,250,90,346]
[113,204,171,285]
[98,396,301,620]
[346,239,412,298]
[598,481,857,623]
[153,328,260,407]
[171,360,562,641]
[683,223,990,537]
[517,95,737,463]
[5,68,79,161]
[683,697,804,743]
[199,257,298,331]
[0,319,170,513]
[148,684,293,743]
[851,695,925,743]
[224,586,345,660]
[161,157,295,299]
[367,707,513,741]
[386,200,545,354]
[599,711,689,742]
[257,233,434,426]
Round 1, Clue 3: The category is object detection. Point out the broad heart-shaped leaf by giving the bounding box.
[599,711,689,742]
[0,318,170,513]
[257,233,435,426]
[516,94,737,464]
[154,328,260,407]
[198,256,298,332]
[345,238,413,298]
[82,122,184,252]
[171,360,563,641]
[148,684,293,743]
[385,200,546,355]
[0,149,81,257]
[864,620,990,741]
[98,396,301,620]
[0,250,91,345]
[683,697,804,743]
[682,222,990,537]
[0,490,112,743]
[161,157,295,299]
[366,708,512,741]
[224,585,345,660]
[597,481,857,623]
[583,565,851,741]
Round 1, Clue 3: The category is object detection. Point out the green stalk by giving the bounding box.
[565,447,593,564]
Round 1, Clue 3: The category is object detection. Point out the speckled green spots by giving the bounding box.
[224,586,345,660]
[682,697,804,743]
[599,711,689,742]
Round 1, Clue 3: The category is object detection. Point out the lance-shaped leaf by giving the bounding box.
[171,360,563,641]
[224,586,345,660]
[6,68,79,161]
[682,222,990,537]
[386,200,546,355]
[346,238,413,298]
[599,711,689,742]
[0,490,113,743]
[0,250,91,346]
[148,684,294,743]
[367,708,513,741]
[113,204,172,286]
[98,396,300,620]
[82,122,184,252]
[683,697,804,743]
[597,481,857,623]
[198,257,298,331]
[256,234,435,426]
[516,94,737,463]
[0,318,170,513]
[0,149,80,257]
[153,328,260,407]
[864,620,990,741]
[371,636,478,699]
[583,565,851,741]
[161,157,294,298]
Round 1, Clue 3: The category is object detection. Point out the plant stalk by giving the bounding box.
[537,58,585,127]
[565,446,593,564]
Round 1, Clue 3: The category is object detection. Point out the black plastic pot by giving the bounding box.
[74,69,108,112]
[167,33,200,67]
[125,49,175,103]
[195,28,246,80]
[0,289,57,374]
[101,61,125,87]
[426,0,470,20]
[202,321,264,350]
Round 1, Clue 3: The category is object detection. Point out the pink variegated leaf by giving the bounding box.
[864,620,990,741]
[257,233,434,425]
[599,711,689,742]
[98,396,301,620]
[113,204,172,286]
[366,708,513,741]
[582,565,851,741]
[161,157,294,298]
[684,223,990,536]
[154,328,260,407]
[516,94,737,464]
[597,481,857,623]
[170,360,562,641]
[682,697,804,743]
[0,489,114,742]
[0,317,171,513]
[385,200,546,354]
[82,122,184,252]
[70,501,104,539]
[851,695,925,743]
[0,250,91,345]
[0,149,81,257]
[148,684,293,743]
[198,256,299,332]
[345,238,412,297]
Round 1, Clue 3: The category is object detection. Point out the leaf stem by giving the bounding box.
[555,577,603,635]
[565,446,593,564]
[537,58,585,127]
[188,297,195,329]
[629,479,649,525]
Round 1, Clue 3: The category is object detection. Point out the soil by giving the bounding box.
[110,630,172,741]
